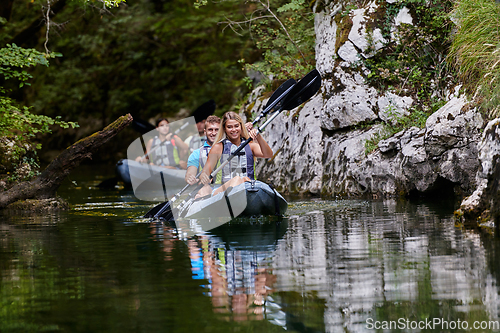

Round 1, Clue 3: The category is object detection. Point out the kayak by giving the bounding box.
[115,159,187,200]
[184,180,288,220]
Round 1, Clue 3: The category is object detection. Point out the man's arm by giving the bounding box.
[185,150,200,185]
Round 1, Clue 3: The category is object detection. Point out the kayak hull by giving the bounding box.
[184,180,288,219]
[115,159,187,200]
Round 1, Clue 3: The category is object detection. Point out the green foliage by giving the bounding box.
[85,0,127,6]
[355,0,455,154]
[22,0,249,124]
[448,0,500,119]
[0,44,48,86]
[365,106,433,155]
[196,0,316,88]
[362,0,454,111]
[0,44,78,178]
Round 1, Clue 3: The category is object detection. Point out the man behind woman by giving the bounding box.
[197,111,273,197]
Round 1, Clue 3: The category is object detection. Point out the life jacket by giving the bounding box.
[189,135,207,153]
[217,138,255,184]
[150,136,180,167]
[198,144,222,184]
[198,145,210,171]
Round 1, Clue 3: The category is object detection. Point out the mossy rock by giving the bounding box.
[6,197,70,213]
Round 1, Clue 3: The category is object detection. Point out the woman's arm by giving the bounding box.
[136,138,154,162]
[249,129,273,158]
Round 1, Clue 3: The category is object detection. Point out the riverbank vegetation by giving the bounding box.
[0,45,78,183]
[448,0,500,119]
[365,0,500,154]
[1,0,315,188]
[363,0,455,153]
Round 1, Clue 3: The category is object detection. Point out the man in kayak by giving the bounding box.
[135,118,189,169]
[199,111,273,196]
[185,115,221,189]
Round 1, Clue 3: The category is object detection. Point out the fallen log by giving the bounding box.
[0,113,133,209]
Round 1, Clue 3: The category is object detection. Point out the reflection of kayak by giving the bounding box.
[209,217,288,251]
[184,180,288,220]
[115,158,186,189]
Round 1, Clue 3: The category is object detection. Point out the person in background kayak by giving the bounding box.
[185,115,221,197]
[135,118,189,169]
[185,100,216,153]
[199,111,273,196]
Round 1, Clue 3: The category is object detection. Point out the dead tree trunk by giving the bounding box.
[0,113,133,209]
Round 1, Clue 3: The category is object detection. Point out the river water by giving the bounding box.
[1,167,500,332]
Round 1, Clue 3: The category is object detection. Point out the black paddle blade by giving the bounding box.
[263,78,296,112]
[283,69,322,111]
[192,99,216,123]
[157,208,176,222]
[97,176,119,189]
[143,201,171,219]
[131,116,156,134]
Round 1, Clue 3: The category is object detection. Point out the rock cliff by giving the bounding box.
[243,0,499,224]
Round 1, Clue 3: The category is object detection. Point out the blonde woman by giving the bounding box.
[198,112,273,196]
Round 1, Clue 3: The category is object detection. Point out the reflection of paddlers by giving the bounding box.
[144,69,322,221]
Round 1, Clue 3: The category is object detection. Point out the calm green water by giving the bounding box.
[1,167,500,332]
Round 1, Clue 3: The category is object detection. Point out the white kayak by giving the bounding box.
[115,159,187,200]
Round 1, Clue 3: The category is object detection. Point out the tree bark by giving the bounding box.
[0,113,133,209]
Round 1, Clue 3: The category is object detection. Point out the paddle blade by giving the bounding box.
[131,116,156,134]
[283,69,322,111]
[192,99,216,123]
[263,78,296,112]
[143,201,176,221]
[97,176,119,189]
[157,207,176,222]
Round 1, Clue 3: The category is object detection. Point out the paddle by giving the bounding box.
[131,116,156,135]
[192,99,216,123]
[252,78,296,125]
[146,69,321,221]
[143,79,298,219]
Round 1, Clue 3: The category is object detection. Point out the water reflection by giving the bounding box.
[272,200,500,332]
[155,218,292,327]
[4,177,500,333]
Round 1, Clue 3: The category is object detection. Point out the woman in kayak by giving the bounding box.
[136,118,189,169]
[198,111,273,196]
